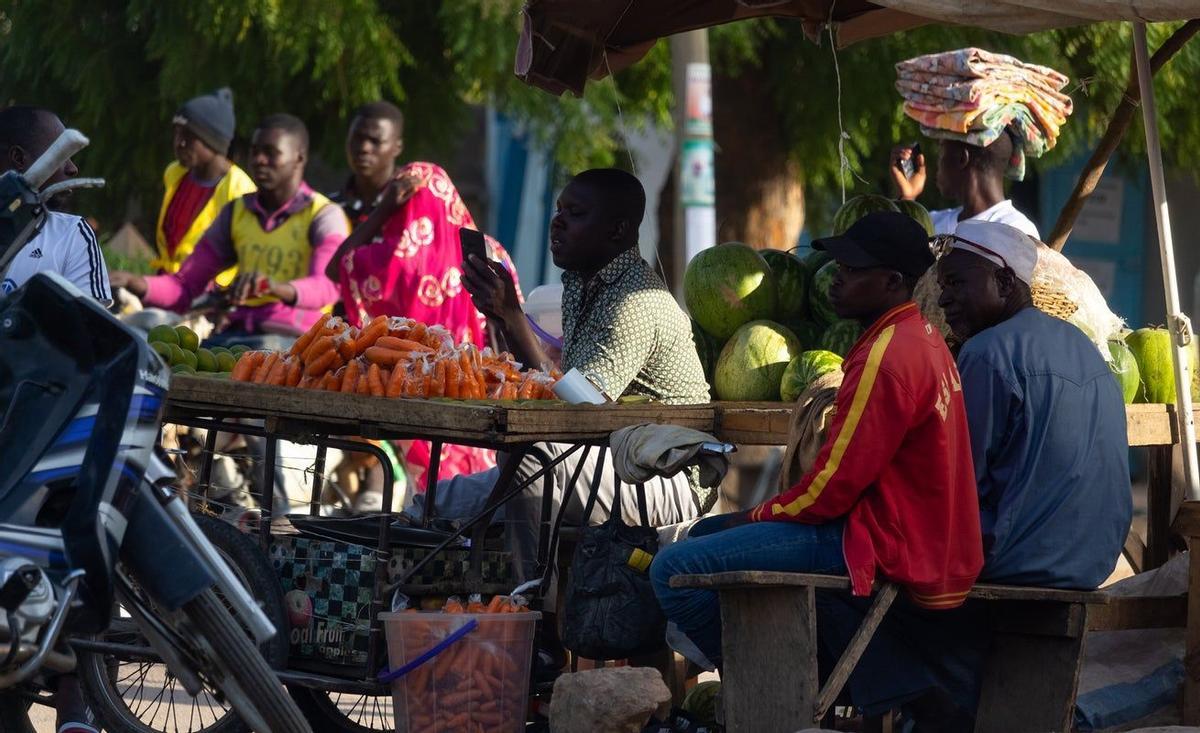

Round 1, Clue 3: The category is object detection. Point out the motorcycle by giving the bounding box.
[0,130,311,731]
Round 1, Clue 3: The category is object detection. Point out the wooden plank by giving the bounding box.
[713,401,1189,447]
[168,376,713,444]
[1174,500,1200,537]
[1087,595,1187,631]
[1146,445,1175,570]
[1123,528,1147,574]
[814,582,899,722]
[497,402,714,439]
[1127,403,1177,447]
[1185,547,1200,723]
[720,586,817,732]
[712,401,794,445]
[974,629,1086,733]
[670,571,1110,605]
[987,601,1086,638]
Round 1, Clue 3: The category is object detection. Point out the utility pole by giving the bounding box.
[669,30,715,296]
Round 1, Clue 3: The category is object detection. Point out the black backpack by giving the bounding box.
[561,456,666,661]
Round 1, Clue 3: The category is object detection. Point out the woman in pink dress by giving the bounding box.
[327,161,523,490]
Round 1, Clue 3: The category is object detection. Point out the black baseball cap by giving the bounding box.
[812,211,933,278]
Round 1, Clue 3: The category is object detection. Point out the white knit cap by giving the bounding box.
[949,220,1039,285]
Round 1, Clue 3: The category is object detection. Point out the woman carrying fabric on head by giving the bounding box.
[327,102,524,491]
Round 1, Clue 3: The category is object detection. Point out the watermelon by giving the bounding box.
[684,242,778,340]
[832,194,900,235]
[713,320,801,401]
[762,249,809,322]
[690,319,722,385]
[808,261,839,326]
[1125,327,1200,403]
[820,319,864,357]
[784,320,824,350]
[895,198,935,236]
[1107,338,1140,404]
[681,681,722,726]
[781,350,845,402]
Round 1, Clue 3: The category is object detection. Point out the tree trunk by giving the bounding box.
[713,66,805,251]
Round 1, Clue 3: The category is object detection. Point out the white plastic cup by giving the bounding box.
[552,368,608,405]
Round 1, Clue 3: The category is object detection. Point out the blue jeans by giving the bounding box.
[650,520,846,665]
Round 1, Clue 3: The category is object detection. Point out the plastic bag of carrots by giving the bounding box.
[387,593,537,733]
[230,313,563,402]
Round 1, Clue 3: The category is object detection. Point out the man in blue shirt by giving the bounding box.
[936,219,1131,588]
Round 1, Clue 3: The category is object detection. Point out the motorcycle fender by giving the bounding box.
[120,484,214,610]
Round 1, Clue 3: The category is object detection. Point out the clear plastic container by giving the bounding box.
[379,610,540,732]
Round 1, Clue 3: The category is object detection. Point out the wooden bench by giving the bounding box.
[670,571,1186,733]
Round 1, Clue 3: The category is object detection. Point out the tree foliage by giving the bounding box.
[1,0,1198,232]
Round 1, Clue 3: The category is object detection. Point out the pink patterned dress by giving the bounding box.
[337,162,523,490]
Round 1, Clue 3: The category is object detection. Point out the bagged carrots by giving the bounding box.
[232,315,562,402]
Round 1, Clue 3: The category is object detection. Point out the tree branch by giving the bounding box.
[1047,19,1200,251]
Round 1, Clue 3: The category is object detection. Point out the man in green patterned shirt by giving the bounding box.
[422,169,709,667]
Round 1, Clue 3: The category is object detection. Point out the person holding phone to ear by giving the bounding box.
[325,101,523,488]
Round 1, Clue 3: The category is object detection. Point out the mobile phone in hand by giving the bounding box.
[459,227,487,264]
[898,142,922,179]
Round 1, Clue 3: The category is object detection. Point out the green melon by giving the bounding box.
[781,350,845,403]
[1107,339,1140,404]
[895,198,935,236]
[1125,327,1200,404]
[808,261,839,326]
[713,320,801,401]
[684,243,778,340]
[819,319,864,357]
[681,681,722,726]
[761,249,809,322]
[832,194,900,235]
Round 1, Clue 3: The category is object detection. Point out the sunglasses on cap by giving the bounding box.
[929,233,1012,271]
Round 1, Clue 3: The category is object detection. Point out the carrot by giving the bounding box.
[385,362,407,398]
[518,376,537,400]
[302,335,334,365]
[499,381,518,401]
[264,356,288,386]
[408,322,427,344]
[363,346,410,368]
[354,316,389,356]
[284,357,303,387]
[231,351,263,382]
[304,348,339,378]
[376,336,434,353]
[289,313,330,356]
[444,360,461,399]
[340,359,362,393]
[253,352,280,383]
[367,363,385,396]
[485,595,506,613]
[431,359,447,398]
[335,333,356,362]
[356,372,370,395]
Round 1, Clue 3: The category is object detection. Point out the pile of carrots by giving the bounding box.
[230,314,562,401]
[395,594,533,732]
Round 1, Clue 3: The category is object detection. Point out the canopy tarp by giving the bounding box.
[517,0,1200,95]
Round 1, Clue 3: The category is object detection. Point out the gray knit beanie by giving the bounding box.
[173,87,235,156]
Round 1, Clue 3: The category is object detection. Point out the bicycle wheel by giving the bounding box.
[289,686,396,732]
[78,514,299,732]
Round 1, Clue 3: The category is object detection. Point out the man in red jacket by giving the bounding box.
[652,212,982,716]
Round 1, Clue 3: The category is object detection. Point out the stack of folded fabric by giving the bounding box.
[895,47,1073,180]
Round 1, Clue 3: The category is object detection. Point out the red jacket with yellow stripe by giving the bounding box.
[751,302,982,609]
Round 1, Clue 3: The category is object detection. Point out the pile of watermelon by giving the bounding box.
[684,195,933,401]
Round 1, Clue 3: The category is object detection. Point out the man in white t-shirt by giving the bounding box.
[890,131,1039,239]
[0,106,111,306]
